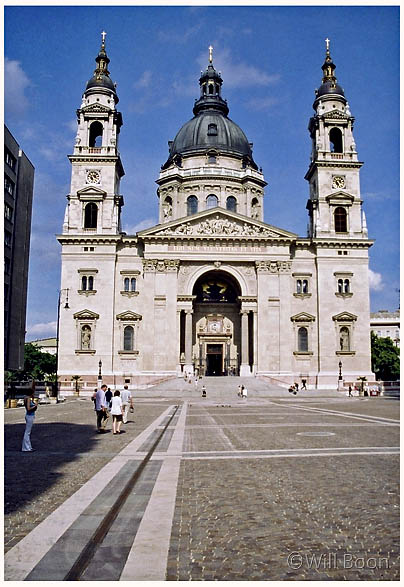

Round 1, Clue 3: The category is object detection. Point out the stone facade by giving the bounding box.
[57,39,374,389]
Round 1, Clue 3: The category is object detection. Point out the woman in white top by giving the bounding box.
[111,390,123,434]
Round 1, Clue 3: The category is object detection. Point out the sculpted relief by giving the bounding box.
[159,216,278,237]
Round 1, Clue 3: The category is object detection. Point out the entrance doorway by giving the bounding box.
[206,344,223,376]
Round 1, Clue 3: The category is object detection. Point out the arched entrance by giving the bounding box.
[192,270,241,376]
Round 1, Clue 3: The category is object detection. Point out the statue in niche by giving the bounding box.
[81,325,91,350]
[163,202,172,220]
[339,328,349,351]
[251,201,261,219]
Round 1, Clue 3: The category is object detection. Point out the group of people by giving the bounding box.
[237,384,248,399]
[93,384,134,434]
[288,380,307,395]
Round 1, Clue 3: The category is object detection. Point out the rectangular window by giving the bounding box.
[5,149,16,171]
[4,230,12,247]
[4,203,13,221]
[4,177,15,196]
[5,257,10,274]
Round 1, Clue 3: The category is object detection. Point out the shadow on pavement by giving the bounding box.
[4,422,99,515]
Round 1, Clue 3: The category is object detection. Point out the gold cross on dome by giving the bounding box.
[101,31,107,45]
[325,37,330,52]
[209,45,213,63]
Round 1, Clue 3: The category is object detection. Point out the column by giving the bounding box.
[184,309,194,376]
[176,309,182,376]
[253,310,258,375]
[240,310,251,376]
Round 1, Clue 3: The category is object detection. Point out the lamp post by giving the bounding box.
[55,289,70,402]
[338,360,343,390]
[98,359,102,385]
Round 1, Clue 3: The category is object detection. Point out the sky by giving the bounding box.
[4,4,400,341]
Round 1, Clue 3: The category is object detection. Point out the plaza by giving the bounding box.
[5,380,399,581]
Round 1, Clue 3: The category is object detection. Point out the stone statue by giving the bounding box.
[81,326,91,350]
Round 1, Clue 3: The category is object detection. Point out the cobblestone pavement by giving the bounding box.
[4,394,399,580]
[4,398,172,552]
[167,398,399,581]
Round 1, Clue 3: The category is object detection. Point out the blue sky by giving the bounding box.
[4,5,400,341]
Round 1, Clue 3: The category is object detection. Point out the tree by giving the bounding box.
[71,375,82,395]
[20,343,57,381]
[371,332,400,381]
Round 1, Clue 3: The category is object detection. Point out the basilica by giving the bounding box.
[58,36,374,390]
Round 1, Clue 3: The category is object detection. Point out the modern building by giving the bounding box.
[57,37,374,389]
[4,126,35,371]
[30,337,57,355]
[370,310,400,347]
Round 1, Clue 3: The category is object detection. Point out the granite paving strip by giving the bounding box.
[279,403,400,425]
[120,402,188,580]
[4,404,175,581]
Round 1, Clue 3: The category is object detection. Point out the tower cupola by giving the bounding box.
[85,31,118,103]
[193,46,229,116]
[314,38,346,108]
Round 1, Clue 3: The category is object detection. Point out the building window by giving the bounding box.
[296,279,309,294]
[329,127,343,153]
[124,326,134,351]
[226,196,237,213]
[337,278,350,294]
[208,154,217,164]
[187,195,198,216]
[298,327,309,352]
[124,277,137,292]
[4,230,12,247]
[5,149,17,171]
[5,258,10,274]
[89,121,103,148]
[5,177,15,196]
[4,203,13,221]
[84,202,98,229]
[334,207,347,232]
[207,194,218,209]
[207,124,218,136]
[81,275,94,291]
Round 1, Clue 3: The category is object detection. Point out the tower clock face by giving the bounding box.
[332,176,345,189]
[87,170,100,184]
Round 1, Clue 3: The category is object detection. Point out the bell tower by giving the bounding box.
[305,40,367,239]
[63,32,124,235]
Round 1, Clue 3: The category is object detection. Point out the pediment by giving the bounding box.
[290,312,316,323]
[324,110,349,121]
[138,208,297,240]
[116,311,142,321]
[77,186,107,201]
[332,311,357,322]
[325,191,354,204]
[82,103,110,114]
[73,309,100,320]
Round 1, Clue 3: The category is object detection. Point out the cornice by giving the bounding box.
[57,234,123,245]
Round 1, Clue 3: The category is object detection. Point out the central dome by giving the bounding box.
[169,112,253,159]
[162,56,257,170]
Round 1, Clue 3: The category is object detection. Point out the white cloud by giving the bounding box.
[246,96,279,111]
[134,71,152,89]
[197,47,280,89]
[5,58,31,118]
[65,119,78,133]
[123,217,157,234]
[369,269,384,291]
[26,321,57,340]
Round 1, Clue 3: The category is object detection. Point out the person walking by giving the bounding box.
[21,387,37,452]
[121,385,133,424]
[111,390,124,434]
[105,387,113,410]
[237,384,242,397]
[242,386,248,399]
[95,384,108,433]
[201,385,206,398]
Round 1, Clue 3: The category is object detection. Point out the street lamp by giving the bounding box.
[55,288,70,402]
[98,359,102,385]
[337,360,343,390]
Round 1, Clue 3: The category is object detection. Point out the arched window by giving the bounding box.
[226,196,237,213]
[208,154,217,164]
[81,276,87,291]
[296,280,302,294]
[131,278,136,292]
[206,194,218,209]
[338,279,344,294]
[124,326,134,351]
[207,124,218,136]
[89,121,103,148]
[124,277,130,291]
[208,84,214,95]
[329,127,343,153]
[298,327,308,352]
[187,195,198,216]
[302,279,308,294]
[339,326,350,351]
[334,207,347,232]
[344,279,350,294]
[84,202,98,229]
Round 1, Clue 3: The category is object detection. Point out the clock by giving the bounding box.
[87,170,100,184]
[332,176,345,189]
[208,320,221,333]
